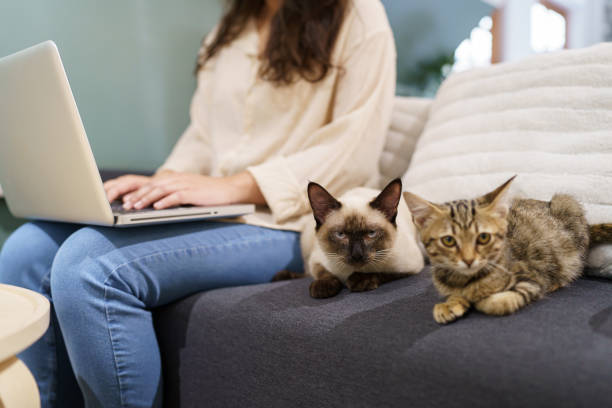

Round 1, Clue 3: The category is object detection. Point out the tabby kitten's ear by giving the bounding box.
[403,191,444,229]
[370,178,403,224]
[479,175,516,218]
[308,182,342,227]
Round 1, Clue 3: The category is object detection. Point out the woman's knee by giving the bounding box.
[0,222,71,290]
[50,227,114,305]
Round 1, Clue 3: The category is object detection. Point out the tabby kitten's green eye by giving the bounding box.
[441,236,456,247]
[477,232,491,245]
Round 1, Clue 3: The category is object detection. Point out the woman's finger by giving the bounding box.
[104,175,139,191]
[107,184,137,203]
[105,176,149,202]
[122,184,154,209]
[153,191,186,210]
[122,191,140,204]
[125,178,191,206]
[132,187,171,210]
[103,179,118,190]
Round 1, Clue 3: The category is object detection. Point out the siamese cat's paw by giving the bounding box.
[271,270,305,282]
[309,277,343,298]
[346,272,380,292]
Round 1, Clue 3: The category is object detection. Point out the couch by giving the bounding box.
[155,270,611,407]
[154,83,612,406]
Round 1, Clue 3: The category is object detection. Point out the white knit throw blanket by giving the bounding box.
[403,43,612,225]
[402,43,612,275]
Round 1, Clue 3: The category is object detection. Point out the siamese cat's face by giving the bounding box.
[307,179,402,267]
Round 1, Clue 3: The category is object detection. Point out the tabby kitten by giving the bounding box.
[304,179,424,298]
[404,176,612,324]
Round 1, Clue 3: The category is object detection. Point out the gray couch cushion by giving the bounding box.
[155,269,612,408]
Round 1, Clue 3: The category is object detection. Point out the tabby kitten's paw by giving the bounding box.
[433,296,469,324]
[309,277,343,298]
[475,291,525,316]
[346,272,380,292]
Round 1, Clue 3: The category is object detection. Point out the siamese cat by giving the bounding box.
[302,179,424,298]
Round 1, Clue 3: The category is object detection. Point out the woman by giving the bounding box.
[0,0,396,406]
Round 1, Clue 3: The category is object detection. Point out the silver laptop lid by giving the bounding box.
[0,41,114,226]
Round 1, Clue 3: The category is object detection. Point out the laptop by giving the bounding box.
[0,41,254,227]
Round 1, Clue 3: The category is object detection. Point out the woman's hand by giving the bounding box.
[103,174,155,203]
[109,171,265,210]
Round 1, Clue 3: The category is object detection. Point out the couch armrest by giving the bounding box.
[379,96,432,186]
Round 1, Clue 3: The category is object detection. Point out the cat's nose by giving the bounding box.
[350,244,365,262]
[463,258,474,267]
[351,254,364,262]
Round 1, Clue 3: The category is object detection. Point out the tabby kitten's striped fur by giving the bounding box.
[404,176,612,324]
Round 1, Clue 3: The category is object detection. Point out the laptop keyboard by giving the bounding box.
[110,201,156,214]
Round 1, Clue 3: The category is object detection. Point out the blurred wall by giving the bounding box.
[0,0,222,171]
[0,1,494,171]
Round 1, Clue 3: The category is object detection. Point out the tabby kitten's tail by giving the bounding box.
[589,224,612,245]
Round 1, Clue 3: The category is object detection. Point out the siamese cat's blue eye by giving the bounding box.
[334,231,346,239]
[367,230,378,238]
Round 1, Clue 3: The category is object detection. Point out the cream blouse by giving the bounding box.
[159,0,396,231]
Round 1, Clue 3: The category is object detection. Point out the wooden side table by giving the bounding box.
[0,284,50,408]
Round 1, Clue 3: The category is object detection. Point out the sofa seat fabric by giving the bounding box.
[155,270,612,408]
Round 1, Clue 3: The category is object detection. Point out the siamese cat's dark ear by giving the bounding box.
[370,178,402,224]
[307,182,341,228]
[403,191,443,229]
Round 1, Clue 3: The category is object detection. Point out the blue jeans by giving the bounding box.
[0,221,302,408]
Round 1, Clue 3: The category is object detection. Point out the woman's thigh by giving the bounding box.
[51,221,303,307]
[47,221,303,407]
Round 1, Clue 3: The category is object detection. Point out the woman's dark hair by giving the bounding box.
[197,0,348,85]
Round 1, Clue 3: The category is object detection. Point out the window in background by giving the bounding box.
[386,0,495,96]
[531,2,567,52]
[452,15,493,72]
